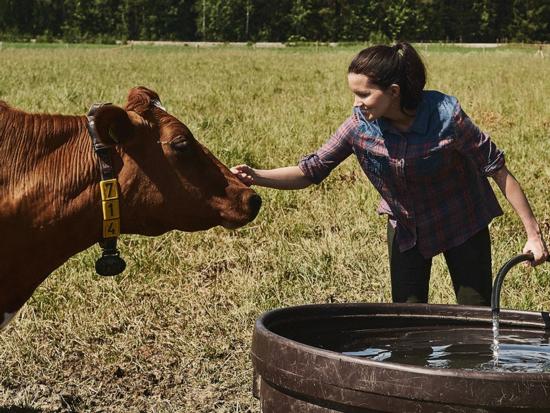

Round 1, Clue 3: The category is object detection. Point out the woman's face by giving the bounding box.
[347,73,398,121]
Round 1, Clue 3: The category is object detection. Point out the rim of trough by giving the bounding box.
[252,303,550,409]
[253,302,550,380]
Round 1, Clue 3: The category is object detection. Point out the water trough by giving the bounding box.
[252,254,550,413]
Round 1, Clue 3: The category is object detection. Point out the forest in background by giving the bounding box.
[0,0,549,43]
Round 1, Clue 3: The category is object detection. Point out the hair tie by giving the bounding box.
[394,44,405,57]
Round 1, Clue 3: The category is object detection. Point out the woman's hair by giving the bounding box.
[348,42,426,113]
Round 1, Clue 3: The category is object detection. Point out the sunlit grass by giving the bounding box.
[0,43,549,412]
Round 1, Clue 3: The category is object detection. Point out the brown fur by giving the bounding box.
[0,87,260,322]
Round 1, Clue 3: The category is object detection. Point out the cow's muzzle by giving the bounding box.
[220,191,262,229]
[248,193,262,220]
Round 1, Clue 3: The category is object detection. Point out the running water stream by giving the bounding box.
[492,310,500,364]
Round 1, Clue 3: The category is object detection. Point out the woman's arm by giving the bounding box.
[491,165,549,265]
[231,115,357,191]
[231,164,312,190]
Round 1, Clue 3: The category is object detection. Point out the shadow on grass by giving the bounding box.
[0,408,43,413]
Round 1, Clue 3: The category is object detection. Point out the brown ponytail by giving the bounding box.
[348,42,427,113]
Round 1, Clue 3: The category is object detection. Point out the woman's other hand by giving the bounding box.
[523,235,549,266]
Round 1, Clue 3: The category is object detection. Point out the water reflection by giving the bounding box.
[338,327,550,372]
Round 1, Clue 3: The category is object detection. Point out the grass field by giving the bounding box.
[0,43,549,412]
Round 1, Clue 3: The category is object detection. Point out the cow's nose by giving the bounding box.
[247,193,262,219]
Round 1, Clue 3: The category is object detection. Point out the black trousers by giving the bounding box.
[387,223,493,306]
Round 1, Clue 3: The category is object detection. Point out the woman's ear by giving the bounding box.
[93,105,135,145]
[389,84,401,98]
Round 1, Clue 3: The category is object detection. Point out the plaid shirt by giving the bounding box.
[299,91,505,258]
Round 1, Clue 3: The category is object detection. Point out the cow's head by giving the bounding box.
[91,86,261,235]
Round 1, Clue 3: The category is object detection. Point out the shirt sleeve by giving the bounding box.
[298,115,356,184]
[452,102,505,177]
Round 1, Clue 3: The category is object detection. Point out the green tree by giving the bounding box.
[247,0,293,41]
[1,0,550,43]
[195,0,248,41]
[508,0,550,42]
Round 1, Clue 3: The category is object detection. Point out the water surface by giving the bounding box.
[336,326,550,372]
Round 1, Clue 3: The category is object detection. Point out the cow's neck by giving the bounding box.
[0,109,106,316]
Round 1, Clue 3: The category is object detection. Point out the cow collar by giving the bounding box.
[86,103,126,277]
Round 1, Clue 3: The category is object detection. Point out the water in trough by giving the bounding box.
[335,324,550,372]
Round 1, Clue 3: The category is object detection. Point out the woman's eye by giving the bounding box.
[170,136,190,152]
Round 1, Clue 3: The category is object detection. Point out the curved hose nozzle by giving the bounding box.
[491,253,549,313]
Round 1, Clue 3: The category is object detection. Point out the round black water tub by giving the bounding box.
[251,303,550,413]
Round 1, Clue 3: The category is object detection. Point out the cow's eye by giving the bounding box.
[170,135,190,152]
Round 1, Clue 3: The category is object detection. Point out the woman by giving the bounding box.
[231,42,548,305]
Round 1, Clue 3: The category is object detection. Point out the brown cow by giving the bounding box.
[0,86,261,330]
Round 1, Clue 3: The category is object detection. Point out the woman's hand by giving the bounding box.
[230,165,311,189]
[231,164,256,186]
[492,166,549,267]
[523,235,549,266]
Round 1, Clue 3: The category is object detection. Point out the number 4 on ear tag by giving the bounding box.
[103,219,120,238]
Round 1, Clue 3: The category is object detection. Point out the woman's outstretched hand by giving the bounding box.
[230,164,311,189]
[231,164,256,186]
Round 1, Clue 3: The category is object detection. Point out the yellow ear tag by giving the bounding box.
[99,179,120,238]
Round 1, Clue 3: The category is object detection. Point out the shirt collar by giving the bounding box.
[357,92,430,135]
[353,106,386,135]
[353,106,367,123]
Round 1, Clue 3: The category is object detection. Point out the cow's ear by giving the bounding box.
[93,105,134,145]
[125,86,160,115]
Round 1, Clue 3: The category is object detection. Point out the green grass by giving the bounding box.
[0,44,549,412]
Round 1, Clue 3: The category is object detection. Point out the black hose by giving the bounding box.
[491,253,549,313]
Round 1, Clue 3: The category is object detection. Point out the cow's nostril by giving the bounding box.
[248,193,262,218]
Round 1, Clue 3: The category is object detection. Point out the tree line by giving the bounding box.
[0,0,549,43]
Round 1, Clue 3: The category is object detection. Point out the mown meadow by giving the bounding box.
[0,43,549,412]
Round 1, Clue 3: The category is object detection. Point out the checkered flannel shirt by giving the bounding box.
[299,91,505,258]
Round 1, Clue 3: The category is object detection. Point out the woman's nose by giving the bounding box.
[354,96,367,107]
